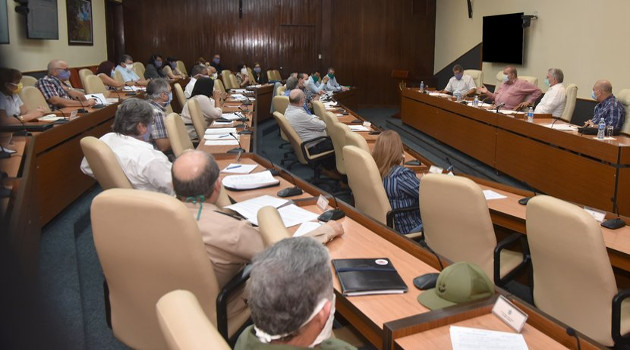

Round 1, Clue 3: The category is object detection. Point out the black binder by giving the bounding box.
[332,258,408,296]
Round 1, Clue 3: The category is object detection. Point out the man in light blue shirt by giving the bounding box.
[324,68,348,92]
[304,72,329,102]
[115,54,149,86]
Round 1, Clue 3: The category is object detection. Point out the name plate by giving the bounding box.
[428,165,443,174]
[492,295,528,333]
[317,195,329,212]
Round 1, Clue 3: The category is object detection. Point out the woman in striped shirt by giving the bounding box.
[372,130,423,234]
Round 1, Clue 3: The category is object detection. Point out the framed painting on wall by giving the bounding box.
[67,0,93,45]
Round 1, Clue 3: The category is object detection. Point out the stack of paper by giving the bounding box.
[483,190,507,200]
[450,326,528,350]
[230,94,248,101]
[221,113,243,121]
[324,101,338,108]
[224,195,287,225]
[348,125,370,132]
[85,93,109,105]
[429,92,451,98]
[232,89,248,94]
[205,128,237,135]
[540,123,576,131]
[38,114,66,122]
[222,170,280,190]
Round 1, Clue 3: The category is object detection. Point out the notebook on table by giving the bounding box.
[332,258,408,296]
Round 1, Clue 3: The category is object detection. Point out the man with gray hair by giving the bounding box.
[146,78,172,152]
[285,89,333,155]
[184,64,210,98]
[80,98,174,195]
[234,237,355,350]
[534,68,566,118]
[36,59,96,110]
[114,54,149,86]
[441,64,476,96]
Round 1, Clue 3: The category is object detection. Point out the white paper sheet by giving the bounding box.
[221,163,258,174]
[450,326,528,350]
[205,127,237,135]
[38,114,65,121]
[85,93,109,105]
[540,123,577,131]
[204,133,239,141]
[277,205,320,228]
[483,190,507,200]
[348,125,370,132]
[221,170,280,190]
[221,113,243,121]
[225,195,288,224]
[204,140,240,146]
[294,221,323,237]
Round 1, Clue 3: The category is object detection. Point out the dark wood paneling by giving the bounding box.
[121,0,436,106]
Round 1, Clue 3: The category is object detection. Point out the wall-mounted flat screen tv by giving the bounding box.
[482,13,524,65]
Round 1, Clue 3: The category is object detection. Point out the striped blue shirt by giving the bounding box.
[383,165,422,234]
[591,95,626,130]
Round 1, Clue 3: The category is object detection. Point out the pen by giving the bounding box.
[226,165,242,170]
[219,134,230,138]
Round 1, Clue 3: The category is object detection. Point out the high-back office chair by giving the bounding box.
[560,83,578,122]
[273,70,282,81]
[312,100,327,120]
[617,89,630,135]
[526,195,630,347]
[463,69,483,88]
[267,70,275,82]
[84,75,108,94]
[221,70,234,89]
[344,128,370,153]
[214,79,226,94]
[91,189,251,349]
[20,75,38,87]
[80,136,133,190]
[173,83,187,113]
[163,65,174,79]
[257,206,291,247]
[113,70,125,84]
[79,68,95,89]
[133,62,145,78]
[327,121,351,175]
[272,95,290,115]
[246,67,256,85]
[276,85,286,97]
[186,98,207,141]
[419,174,528,285]
[19,86,51,113]
[165,113,194,158]
[176,60,188,76]
[156,290,232,350]
[228,74,239,90]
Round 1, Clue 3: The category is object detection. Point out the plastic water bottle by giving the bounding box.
[420,81,424,93]
[473,95,479,107]
[597,118,606,139]
[527,106,534,122]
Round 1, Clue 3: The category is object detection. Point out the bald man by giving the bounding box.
[36,59,96,110]
[477,66,542,110]
[584,80,626,130]
[284,89,333,155]
[171,150,344,288]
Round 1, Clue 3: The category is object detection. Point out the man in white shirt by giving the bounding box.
[534,68,566,118]
[114,54,149,86]
[184,64,209,98]
[442,64,476,96]
[80,98,174,195]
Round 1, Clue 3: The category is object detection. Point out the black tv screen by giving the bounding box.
[482,13,524,65]
[26,0,59,40]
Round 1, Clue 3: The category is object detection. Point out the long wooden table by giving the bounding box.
[401,89,630,215]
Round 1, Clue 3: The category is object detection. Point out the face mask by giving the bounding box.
[254,67,261,73]
[502,74,509,83]
[155,60,162,68]
[241,68,248,75]
[212,57,220,64]
[111,70,116,77]
[171,62,177,69]
[312,75,318,83]
[591,90,597,100]
[10,82,23,95]
[544,78,550,87]
[57,69,71,81]
[455,73,463,80]
[308,295,336,348]
[166,91,173,105]
[142,124,153,142]
[327,73,334,79]
[211,73,218,80]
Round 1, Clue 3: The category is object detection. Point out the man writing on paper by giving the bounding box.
[235,237,356,350]
[36,59,97,110]
[583,80,626,130]
[171,150,344,288]
[477,66,542,110]
[441,64,476,97]
[534,68,566,118]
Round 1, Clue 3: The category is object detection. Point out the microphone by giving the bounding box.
[602,184,627,229]
[237,123,253,135]
[518,182,545,205]
[317,194,345,222]
[272,165,304,198]
[11,114,31,136]
[413,240,444,290]
[495,102,506,113]
[76,96,88,114]
[566,327,581,350]
[237,105,249,113]
[550,116,562,128]
[445,157,454,173]
[227,132,246,154]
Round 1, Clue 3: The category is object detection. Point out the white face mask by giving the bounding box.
[308,295,335,348]
[502,74,509,83]
[211,73,218,80]
[241,68,248,75]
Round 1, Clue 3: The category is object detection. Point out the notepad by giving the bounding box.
[205,127,237,135]
[38,114,65,122]
[224,194,288,224]
[332,258,408,296]
[221,170,280,190]
[221,163,257,174]
[221,113,243,121]
[450,326,528,350]
[540,123,576,131]
[204,140,240,146]
[483,190,507,200]
[348,125,370,132]
[294,221,324,237]
[204,133,239,140]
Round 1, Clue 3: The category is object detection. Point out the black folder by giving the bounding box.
[332,258,408,296]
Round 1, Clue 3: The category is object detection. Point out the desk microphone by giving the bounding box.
[237,105,249,113]
[272,165,303,198]
[238,123,253,135]
[495,102,506,113]
[518,182,545,206]
[566,327,581,350]
[602,185,627,230]
[11,114,31,136]
[413,240,444,290]
[550,116,562,128]
[317,194,345,222]
[76,96,88,114]
[227,132,246,154]
[445,156,455,173]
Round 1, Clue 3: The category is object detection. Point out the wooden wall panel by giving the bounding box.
[121,0,435,106]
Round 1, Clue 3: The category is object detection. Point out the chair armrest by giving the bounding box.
[493,233,530,286]
[216,264,252,340]
[612,288,630,345]
[386,206,419,230]
[300,136,332,159]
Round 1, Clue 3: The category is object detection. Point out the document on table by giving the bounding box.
[205,127,237,135]
[211,121,234,126]
[221,163,258,174]
[231,89,248,94]
[428,92,451,98]
[324,101,338,107]
[204,133,239,140]
[276,205,320,228]
[38,114,66,122]
[222,170,280,190]
[348,125,370,132]
[294,221,323,237]
[450,326,528,350]
[483,190,507,200]
[221,113,243,121]
[230,94,248,101]
[225,195,288,225]
[540,123,577,131]
[85,93,109,105]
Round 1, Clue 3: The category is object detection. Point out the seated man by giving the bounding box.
[170,150,344,287]
[115,54,149,86]
[441,64,476,97]
[534,68,566,118]
[477,66,542,110]
[36,59,96,110]
[210,53,224,74]
[146,78,172,152]
[80,98,174,195]
[184,64,209,98]
[304,72,329,101]
[324,67,348,92]
[285,89,332,155]
[584,79,626,130]
[235,237,356,350]
[284,76,311,115]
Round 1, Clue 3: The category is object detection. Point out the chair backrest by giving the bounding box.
[276,85,286,96]
[173,83,187,108]
[80,136,133,190]
[228,74,239,90]
[91,188,222,350]
[463,69,483,87]
[526,195,617,346]
[176,60,187,76]
[133,62,145,78]
[113,69,125,84]
[221,70,233,89]
[343,145,392,224]
[165,113,194,157]
[257,206,291,247]
[187,98,208,140]
[312,100,327,120]
[19,86,51,113]
[156,290,231,350]
[213,78,226,93]
[520,75,538,86]
[344,128,370,153]
[273,111,307,164]
[561,83,578,122]
[267,70,275,82]
[84,75,108,94]
[20,75,38,87]
[328,121,350,174]
[419,174,497,278]
[79,68,95,89]
[321,112,339,134]
[272,70,282,81]
[272,95,290,115]
[616,89,630,135]
[246,67,256,85]
[163,65,174,77]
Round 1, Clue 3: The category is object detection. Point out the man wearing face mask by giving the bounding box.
[323,67,348,92]
[235,237,355,350]
[477,66,541,110]
[115,54,149,86]
[184,64,210,98]
[534,68,566,118]
[146,78,173,153]
[36,59,96,110]
[441,64,476,97]
[210,53,224,74]
[80,98,174,195]
[252,62,266,84]
[305,72,329,101]
[236,64,251,87]
[584,80,625,130]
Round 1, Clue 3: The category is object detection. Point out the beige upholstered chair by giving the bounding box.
[186,98,207,140]
[19,86,51,113]
[560,83,578,122]
[463,69,483,88]
[228,74,239,90]
[91,189,250,349]
[80,136,132,190]
[312,101,327,120]
[617,89,630,135]
[173,83,187,112]
[344,128,370,153]
[113,69,125,84]
[79,68,95,89]
[214,78,226,94]
[276,85,286,96]
[273,70,282,81]
[246,67,256,85]
[156,290,232,350]
[221,70,233,89]
[419,174,528,285]
[20,75,38,87]
[176,60,187,76]
[257,206,291,247]
[267,70,275,82]
[163,65,174,78]
[133,62,145,78]
[165,113,194,157]
[84,75,108,94]
[327,121,351,175]
[526,195,630,346]
[272,95,290,115]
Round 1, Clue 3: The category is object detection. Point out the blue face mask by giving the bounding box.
[155,60,162,68]
[544,78,550,87]
[455,73,463,80]
[254,67,261,73]
[57,69,71,81]
[591,90,597,100]
[502,74,509,83]
[142,124,153,142]
[166,91,173,106]
[212,57,220,64]
[170,62,177,69]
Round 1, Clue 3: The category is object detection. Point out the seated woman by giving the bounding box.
[164,57,186,80]
[372,130,423,234]
[235,64,250,87]
[144,54,167,80]
[0,68,45,123]
[95,61,125,90]
[180,78,225,139]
